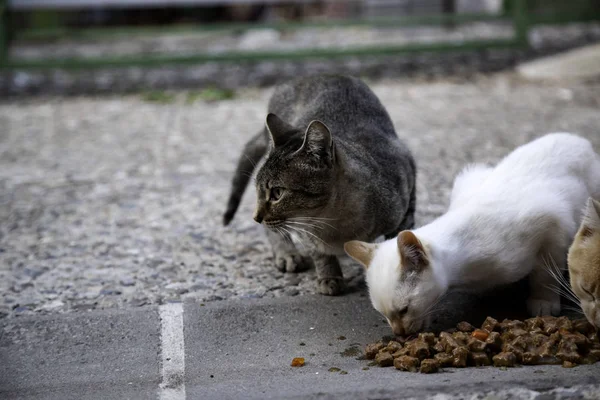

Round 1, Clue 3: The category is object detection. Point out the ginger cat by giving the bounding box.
[567,198,600,328]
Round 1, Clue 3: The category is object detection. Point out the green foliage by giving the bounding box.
[186,88,235,104]
[141,90,176,104]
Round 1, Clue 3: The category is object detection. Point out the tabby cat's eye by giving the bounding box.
[270,187,284,201]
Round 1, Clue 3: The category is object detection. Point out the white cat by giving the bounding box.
[345,133,600,335]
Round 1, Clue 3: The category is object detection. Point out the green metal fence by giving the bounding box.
[0,0,598,71]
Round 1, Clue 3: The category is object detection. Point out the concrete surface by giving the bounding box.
[2,75,600,319]
[517,43,600,81]
[2,292,599,400]
[0,307,161,399]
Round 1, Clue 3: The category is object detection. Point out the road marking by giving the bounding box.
[159,303,186,400]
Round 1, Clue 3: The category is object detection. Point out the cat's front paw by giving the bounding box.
[317,277,346,296]
[274,253,312,273]
[527,298,561,316]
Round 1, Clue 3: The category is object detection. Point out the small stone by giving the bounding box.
[23,267,46,279]
[239,293,263,299]
[41,300,64,311]
[284,288,299,297]
[130,298,148,307]
[120,278,135,287]
[285,276,301,286]
[100,289,122,296]
[339,371,348,375]
[215,289,234,299]
[328,367,341,372]
[72,303,96,311]
[337,336,346,340]
[190,283,211,291]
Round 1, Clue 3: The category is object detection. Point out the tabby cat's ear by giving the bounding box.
[344,241,377,269]
[581,197,600,237]
[397,231,429,272]
[298,120,334,165]
[265,113,295,147]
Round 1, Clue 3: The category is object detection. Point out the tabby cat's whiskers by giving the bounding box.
[284,223,329,248]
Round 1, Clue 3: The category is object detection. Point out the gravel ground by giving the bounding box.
[1,74,600,319]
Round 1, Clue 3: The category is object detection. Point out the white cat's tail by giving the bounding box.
[449,163,493,210]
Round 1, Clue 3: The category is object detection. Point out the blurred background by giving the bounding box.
[1,0,600,94]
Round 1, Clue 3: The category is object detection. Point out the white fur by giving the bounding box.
[367,133,600,334]
[448,163,493,210]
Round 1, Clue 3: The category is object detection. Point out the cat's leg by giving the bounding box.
[265,229,313,273]
[313,254,345,296]
[527,250,565,316]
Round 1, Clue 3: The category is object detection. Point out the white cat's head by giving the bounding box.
[568,197,600,328]
[344,231,446,335]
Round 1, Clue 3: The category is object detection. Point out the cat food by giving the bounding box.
[364,316,600,374]
[291,357,305,367]
[394,355,420,372]
[419,359,440,374]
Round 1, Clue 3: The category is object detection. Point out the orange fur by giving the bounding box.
[567,198,600,328]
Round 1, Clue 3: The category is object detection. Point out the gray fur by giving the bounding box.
[224,75,416,295]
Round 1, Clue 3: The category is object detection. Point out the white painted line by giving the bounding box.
[159,303,186,400]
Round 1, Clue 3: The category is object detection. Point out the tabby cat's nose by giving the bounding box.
[253,213,263,224]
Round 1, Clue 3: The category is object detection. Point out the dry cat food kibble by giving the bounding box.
[364,316,600,374]
[291,357,305,367]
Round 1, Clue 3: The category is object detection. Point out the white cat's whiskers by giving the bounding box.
[417,293,445,326]
[543,253,581,307]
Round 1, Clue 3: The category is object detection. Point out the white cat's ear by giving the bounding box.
[581,197,600,236]
[298,120,334,165]
[265,113,295,147]
[397,230,429,271]
[344,241,377,269]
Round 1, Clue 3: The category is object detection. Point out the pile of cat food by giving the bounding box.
[365,316,600,374]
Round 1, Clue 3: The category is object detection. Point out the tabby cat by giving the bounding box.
[224,75,416,295]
